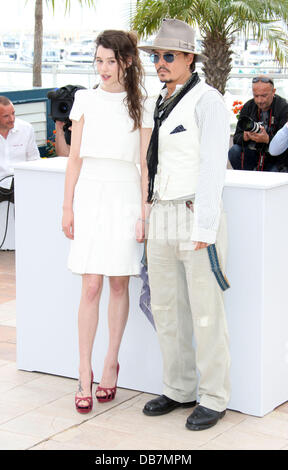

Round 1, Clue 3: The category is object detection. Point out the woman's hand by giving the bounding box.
[135,218,145,243]
[62,207,74,239]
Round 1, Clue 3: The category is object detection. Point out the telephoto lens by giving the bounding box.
[238,116,262,133]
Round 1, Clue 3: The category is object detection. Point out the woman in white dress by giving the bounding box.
[62,30,153,413]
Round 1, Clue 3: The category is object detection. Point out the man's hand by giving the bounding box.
[244,126,269,144]
[193,241,210,251]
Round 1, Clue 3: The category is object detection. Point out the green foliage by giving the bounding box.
[132,0,288,93]
[48,0,96,14]
[132,0,288,64]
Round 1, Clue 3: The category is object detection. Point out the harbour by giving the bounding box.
[1,32,288,129]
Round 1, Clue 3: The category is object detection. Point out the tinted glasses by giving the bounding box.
[149,52,182,64]
[252,77,274,86]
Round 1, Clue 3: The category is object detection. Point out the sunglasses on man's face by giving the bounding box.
[252,77,274,86]
[149,52,182,64]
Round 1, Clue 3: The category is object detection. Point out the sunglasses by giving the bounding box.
[149,52,182,64]
[252,77,274,86]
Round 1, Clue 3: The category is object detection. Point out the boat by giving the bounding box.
[0,36,21,61]
[64,42,94,66]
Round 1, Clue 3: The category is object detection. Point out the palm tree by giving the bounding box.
[33,0,96,87]
[131,0,288,94]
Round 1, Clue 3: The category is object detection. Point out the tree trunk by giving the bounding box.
[33,0,43,87]
[201,32,233,95]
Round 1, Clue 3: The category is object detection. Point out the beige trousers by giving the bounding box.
[147,199,230,412]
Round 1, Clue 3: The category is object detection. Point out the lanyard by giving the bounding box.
[256,108,273,171]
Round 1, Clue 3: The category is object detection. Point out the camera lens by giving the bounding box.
[47,85,86,121]
[238,116,254,132]
[238,116,262,133]
[58,101,70,113]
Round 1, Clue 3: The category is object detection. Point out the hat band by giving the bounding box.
[153,37,195,52]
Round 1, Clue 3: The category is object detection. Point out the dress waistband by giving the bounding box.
[80,157,140,182]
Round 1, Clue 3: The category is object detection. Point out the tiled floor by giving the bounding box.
[0,250,16,304]
[0,250,287,450]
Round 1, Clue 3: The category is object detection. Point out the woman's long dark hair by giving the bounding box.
[95,30,146,130]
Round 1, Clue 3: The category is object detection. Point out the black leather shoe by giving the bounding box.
[186,405,226,430]
[143,395,197,416]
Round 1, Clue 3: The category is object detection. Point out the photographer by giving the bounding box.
[0,95,39,248]
[228,76,288,171]
[54,120,71,156]
[47,85,85,157]
[0,96,40,182]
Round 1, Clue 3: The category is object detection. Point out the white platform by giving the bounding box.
[223,170,288,416]
[14,158,288,417]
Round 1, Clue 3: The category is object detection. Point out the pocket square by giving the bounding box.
[170,125,186,134]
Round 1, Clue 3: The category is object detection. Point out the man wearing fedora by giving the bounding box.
[139,18,231,431]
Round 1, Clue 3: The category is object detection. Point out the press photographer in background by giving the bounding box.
[54,120,71,157]
[47,85,86,157]
[228,76,288,171]
[0,95,40,247]
[0,95,40,184]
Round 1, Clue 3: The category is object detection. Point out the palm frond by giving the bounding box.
[131,0,288,93]
[47,0,96,15]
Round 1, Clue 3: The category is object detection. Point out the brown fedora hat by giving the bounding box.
[138,18,203,62]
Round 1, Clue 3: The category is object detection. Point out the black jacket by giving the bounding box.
[233,94,288,170]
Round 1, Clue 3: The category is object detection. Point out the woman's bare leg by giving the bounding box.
[96,275,129,398]
[76,273,103,406]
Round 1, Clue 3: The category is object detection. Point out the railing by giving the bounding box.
[1,61,288,127]
[1,60,288,89]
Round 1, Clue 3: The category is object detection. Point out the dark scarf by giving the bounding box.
[147,72,200,202]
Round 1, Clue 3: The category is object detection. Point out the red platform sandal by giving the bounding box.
[75,371,94,414]
[96,363,120,403]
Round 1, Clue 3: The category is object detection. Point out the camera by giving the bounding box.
[238,115,263,134]
[47,84,86,121]
[47,84,86,145]
[0,176,14,204]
